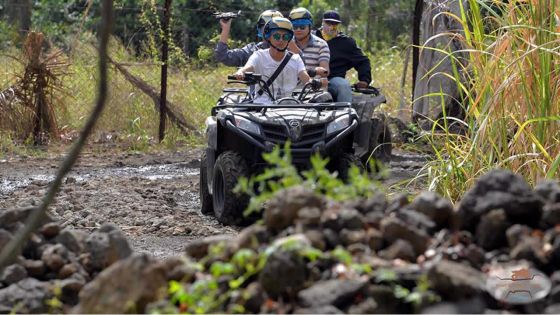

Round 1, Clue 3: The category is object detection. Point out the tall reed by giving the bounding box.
[423,0,559,201]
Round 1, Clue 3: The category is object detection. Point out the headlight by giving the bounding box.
[326,115,351,135]
[234,116,261,135]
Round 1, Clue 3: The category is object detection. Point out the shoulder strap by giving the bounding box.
[257,52,293,96]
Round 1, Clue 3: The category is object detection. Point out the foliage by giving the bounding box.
[421,0,560,201]
[235,142,385,216]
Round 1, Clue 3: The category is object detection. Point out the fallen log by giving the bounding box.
[107,56,199,135]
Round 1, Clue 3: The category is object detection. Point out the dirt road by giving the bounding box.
[0,146,427,258]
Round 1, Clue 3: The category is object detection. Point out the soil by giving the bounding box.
[0,145,427,259]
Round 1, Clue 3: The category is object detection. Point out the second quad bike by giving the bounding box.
[200,73,392,225]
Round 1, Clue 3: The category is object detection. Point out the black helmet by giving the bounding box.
[256,10,284,38]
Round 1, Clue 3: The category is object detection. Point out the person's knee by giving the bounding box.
[328,77,352,102]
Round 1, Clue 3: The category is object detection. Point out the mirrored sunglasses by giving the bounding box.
[272,32,292,41]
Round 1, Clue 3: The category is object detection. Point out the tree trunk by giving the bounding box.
[365,0,375,51]
[20,0,32,34]
[6,0,32,36]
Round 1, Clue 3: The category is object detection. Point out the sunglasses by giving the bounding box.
[293,25,308,30]
[271,32,292,41]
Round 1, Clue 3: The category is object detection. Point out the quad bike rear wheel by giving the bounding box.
[363,113,392,168]
[200,151,213,215]
[212,151,249,225]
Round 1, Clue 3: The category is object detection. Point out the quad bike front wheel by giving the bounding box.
[363,113,392,167]
[334,153,365,182]
[212,151,249,225]
[200,151,213,215]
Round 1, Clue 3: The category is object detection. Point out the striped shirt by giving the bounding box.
[296,34,330,72]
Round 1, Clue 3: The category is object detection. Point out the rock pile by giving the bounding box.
[2,169,560,313]
[0,209,132,313]
[168,169,560,313]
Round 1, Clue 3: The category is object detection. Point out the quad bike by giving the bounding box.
[200,73,392,225]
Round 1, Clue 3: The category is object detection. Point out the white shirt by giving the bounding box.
[245,49,306,103]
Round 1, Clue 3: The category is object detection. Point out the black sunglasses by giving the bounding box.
[293,25,308,30]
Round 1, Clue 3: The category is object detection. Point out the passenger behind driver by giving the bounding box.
[233,18,317,103]
[214,10,283,67]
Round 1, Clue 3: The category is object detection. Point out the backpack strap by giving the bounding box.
[257,52,293,96]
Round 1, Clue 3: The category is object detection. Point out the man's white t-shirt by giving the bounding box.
[245,49,306,103]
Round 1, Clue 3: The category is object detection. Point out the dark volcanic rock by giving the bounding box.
[427,260,486,301]
[298,279,366,308]
[409,191,453,229]
[457,169,542,231]
[475,209,511,250]
[259,249,307,299]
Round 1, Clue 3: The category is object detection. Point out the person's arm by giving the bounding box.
[298,69,311,84]
[233,64,255,79]
[347,37,372,86]
[233,53,258,79]
[214,42,257,67]
[219,19,232,44]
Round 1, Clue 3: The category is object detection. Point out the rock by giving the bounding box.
[463,244,485,269]
[340,229,366,246]
[73,254,167,313]
[0,229,13,250]
[264,186,323,233]
[379,239,416,261]
[387,193,410,213]
[427,260,486,300]
[242,282,264,314]
[56,229,88,254]
[297,207,322,227]
[323,228,342,249]
[543,203,560,228]
[298,279,366,308]
[184,234,234,259]
[304,229,326,251]
[58,263,79,279]
[420,297,486,314]
[0,264,27,285]
[409,191,453,228]
[396,208,436,232]
[506,224,532,248]
[160,257,196,282]
[59,273,87,305]
[40,222,61,238]
[0,207,34,229]
[350,191,388,215]
[366,228,384,251]
[84,225,132,271]
[0,278,52,313]
[41,244,70,272]
[347,297,378,314]
[365,284,401,313]
[21,259,45,278]
[510,236,547,267]
[380,216,430,256]
[457,169,542,231]
[475,209,510,250]
[235,224,270,250]
[338,208,365,230]
[294,305,344,314]
[535,180,560,203]
[259,249,307,299]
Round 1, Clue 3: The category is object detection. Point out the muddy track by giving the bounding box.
[0,147,427,258]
